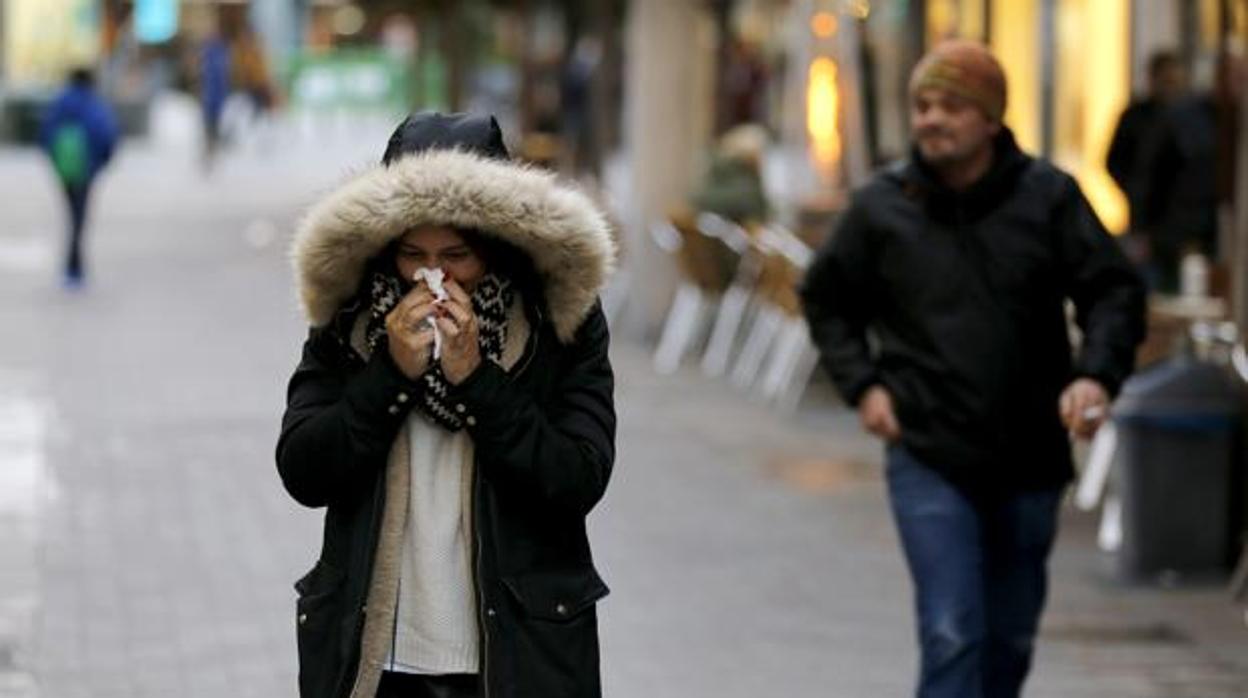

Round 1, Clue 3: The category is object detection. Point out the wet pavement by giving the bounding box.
[0,109,1246,697]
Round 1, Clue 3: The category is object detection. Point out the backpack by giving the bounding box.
[51,123,90,187]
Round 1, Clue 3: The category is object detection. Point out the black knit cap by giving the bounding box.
[381,111,510,165]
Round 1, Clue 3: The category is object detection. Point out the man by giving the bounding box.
[39,67,119,288]
[1105,51,1191,290]
[1107,51,1186,226]
[800,41,1145,698]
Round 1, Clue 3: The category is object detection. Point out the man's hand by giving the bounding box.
[1059,377,1110,439]
[385,285,437,380]
[859,385,901,442]
[435,279,482,385]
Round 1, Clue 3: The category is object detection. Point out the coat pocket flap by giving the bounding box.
[502,566,610,621]
[294,559,346,598]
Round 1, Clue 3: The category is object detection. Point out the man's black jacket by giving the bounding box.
[800,130,1147,492]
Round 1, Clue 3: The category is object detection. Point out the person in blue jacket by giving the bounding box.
[198,34,231,170]
[39,67,119,287]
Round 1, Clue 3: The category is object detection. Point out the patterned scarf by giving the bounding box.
[364,269,514,431]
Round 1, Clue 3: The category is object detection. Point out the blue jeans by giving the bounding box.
[61,182,91,280]
[885,445,1062,698]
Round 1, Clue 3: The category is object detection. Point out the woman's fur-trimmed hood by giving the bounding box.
[292,149,615,343]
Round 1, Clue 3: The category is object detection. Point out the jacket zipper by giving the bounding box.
[345,462,387,697]
[472,466,492,698]
[472,303,543,697]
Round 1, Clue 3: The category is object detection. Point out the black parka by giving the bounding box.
[800,129,1147,493]
[277,113,617,698]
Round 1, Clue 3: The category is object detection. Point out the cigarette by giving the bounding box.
[1081,405,1105,421]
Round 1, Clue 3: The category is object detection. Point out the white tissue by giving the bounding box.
[414,267,448,359]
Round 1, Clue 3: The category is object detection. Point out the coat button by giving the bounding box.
[397,392,409,403]
[465,416,477,427]
[388,405,400,415]
[555,603,568,616]
[455,403,467,414]
[486,608,497,618]
[298,613,308,625]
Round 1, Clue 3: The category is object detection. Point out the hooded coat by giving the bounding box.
[800,129,1146,494]
[39,82,119,185]
[277,113,617,698]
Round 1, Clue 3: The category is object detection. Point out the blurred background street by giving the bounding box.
[3,1,1248,697]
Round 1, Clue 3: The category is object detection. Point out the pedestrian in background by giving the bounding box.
[39,67,119,289]
[197,32,231,170]
[1135,84,1219,294]
[689,122,771,226]
[277,112,617,698]
[1106,50,1196,291]
[801,41,1146,698]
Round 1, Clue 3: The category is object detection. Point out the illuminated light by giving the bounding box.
[807,57,842,174]
[332,4,366,36]
[810,11,838,39]
[990,0,1040,153]
[1074,0,1129,234]
[926,0,955,44]
[846,0,871,20]
[135,0,179,44]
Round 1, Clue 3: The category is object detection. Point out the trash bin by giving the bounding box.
[1112,354,1244,582]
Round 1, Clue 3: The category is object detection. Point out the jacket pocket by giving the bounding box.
[502,565,610,621]
[502,566,609,696]
[295,560,348,698]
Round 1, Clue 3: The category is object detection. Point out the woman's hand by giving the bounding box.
[385,285,438,380]
[435,279,482,385]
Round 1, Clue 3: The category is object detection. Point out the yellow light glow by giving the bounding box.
[990,0,1041,153]
[846,1,871,20]
[1074,0,1129,234]
[807,57,842,174]
[926,0,956,44]
[956,0,986,41]
[4,0,100,86]
[811,12,838,39]
[927,0,986,43]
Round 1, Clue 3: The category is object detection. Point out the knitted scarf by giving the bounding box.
[364,270,514,431]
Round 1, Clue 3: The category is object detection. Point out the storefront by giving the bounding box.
[713,0,1241,237]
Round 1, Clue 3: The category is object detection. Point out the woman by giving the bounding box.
[278,112,617,698]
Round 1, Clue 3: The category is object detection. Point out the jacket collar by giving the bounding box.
[899,128,1031,223]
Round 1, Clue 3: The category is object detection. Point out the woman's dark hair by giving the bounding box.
[375,227,543,303]
[458,228,544,304]
[69,68,95,88]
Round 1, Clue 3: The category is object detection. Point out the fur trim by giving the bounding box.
[292,149,616,343]
[350,424,410,698]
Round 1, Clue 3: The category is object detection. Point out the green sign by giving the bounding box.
[287,49,413,113]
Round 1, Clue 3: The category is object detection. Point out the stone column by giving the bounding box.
[620,0,716,336]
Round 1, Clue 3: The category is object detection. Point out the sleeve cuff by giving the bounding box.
[344,350,424,425]
[841,372,881,407]
[446,360,518,430]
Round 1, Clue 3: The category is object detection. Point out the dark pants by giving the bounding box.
[61,182,91,281]
[375,672,479,698]
[885,445,1062,698]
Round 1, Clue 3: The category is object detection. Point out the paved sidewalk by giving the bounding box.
[0,123,1245,698]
